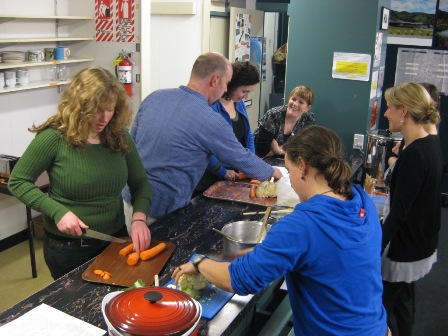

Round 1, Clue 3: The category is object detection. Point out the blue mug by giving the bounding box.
[54,47,70,61]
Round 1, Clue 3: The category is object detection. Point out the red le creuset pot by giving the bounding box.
[102,287,202,336]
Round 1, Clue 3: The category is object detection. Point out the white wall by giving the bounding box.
[148,0,205,92]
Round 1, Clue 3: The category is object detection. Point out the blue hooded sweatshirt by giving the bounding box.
[229,184,386,335]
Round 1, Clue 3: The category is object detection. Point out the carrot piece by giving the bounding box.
[249,184,256,198]
[102,273,111,280]
[127,252,140,266]
[119,243,134,256]
[250,179,261,185]
[238,172,250,180]
[94,269,103,275]
[140,242,167,261]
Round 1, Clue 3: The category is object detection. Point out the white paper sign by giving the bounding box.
[332,52,371,81]
[0,304,105,336]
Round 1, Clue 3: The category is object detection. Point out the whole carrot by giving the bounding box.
[250,179,261,185]
[140,242,166,261]
[127,252,140,266]
[119,243,134,256]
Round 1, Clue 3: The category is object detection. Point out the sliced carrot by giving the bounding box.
[102,273,111,280]
[119,243,134,256]
[94,269,103,275]
[250,179,261,185]
[249,184,256,198]
[127,252,140,266]
[140,242,166,261]
[238,172,250,180]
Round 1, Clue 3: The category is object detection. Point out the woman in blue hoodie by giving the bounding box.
[173,125,387,335]
[193,61,259,196]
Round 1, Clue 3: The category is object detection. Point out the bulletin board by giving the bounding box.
[234,14,251,62]
[395,47,448,94]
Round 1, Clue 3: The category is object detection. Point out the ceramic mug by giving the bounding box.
[54,47,70,61]
[44,48,54,61]
[16,69,29,86]
[27,50,44,62]
[4,70,17,87]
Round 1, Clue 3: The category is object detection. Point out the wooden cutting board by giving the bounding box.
[82,238,176,288]
[203,181,277,206]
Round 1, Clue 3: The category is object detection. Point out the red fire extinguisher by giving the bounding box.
[116,51,133,97]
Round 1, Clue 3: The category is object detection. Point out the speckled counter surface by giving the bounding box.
[0,195,275,336]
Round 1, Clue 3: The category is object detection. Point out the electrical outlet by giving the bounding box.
[353,134,364,150]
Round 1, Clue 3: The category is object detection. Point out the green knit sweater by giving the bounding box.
[8,128,151,237]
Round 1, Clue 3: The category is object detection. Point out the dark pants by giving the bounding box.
[43,225,128,280]
[382,281,415,336]
[193,170,220,199]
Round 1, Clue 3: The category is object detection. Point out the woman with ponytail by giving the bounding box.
[382,82,443,336]
[172,125,387,335]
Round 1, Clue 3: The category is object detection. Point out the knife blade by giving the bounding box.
[82,229,126,243]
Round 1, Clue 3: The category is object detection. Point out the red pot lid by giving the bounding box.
[106,287,201,335]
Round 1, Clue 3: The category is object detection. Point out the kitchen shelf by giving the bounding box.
[0,15,93,25]
[0,57,95,70]
[0,37,94,46]
[0,79,70,94]
[0,10,94,94]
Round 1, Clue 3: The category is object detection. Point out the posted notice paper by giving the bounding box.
[0,304,105,336]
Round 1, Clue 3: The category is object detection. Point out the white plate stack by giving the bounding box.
[1,51,25,63]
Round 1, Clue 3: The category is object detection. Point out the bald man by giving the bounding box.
[123,52,282,220]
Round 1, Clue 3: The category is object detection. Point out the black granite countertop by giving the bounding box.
[0,195,277,336]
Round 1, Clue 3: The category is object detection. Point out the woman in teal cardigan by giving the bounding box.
[8,67,151,279]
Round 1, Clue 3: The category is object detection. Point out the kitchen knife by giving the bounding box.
[82,229,126,243]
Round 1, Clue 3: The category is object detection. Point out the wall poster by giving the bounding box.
[435,0,448,48]
[388,0,436,46]
[116,0,135,42]
[96,0,114,41]
[95,0,135,42]
[395,47,448,93]
[234,14,251,62]
[332,52,371,81]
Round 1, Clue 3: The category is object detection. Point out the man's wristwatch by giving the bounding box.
[192,254,207,274]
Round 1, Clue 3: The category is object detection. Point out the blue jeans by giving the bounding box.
[43,226,128,280]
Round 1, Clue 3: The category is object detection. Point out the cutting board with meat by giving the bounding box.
[82,238,176,287]
[203,181,277,206]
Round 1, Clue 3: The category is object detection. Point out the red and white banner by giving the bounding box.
[116,0,135,42]
[95,0,114,42]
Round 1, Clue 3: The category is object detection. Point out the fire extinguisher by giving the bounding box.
[115,50,133,97]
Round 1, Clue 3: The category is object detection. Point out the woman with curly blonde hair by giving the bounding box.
[9,66,152,279]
